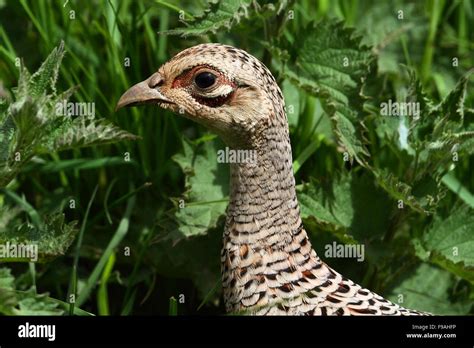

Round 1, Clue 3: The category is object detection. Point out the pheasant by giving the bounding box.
[116,43,428,316]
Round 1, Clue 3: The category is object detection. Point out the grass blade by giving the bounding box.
[97,252,116,316]
[442,172,474,208]
[76,190,136,307]
[168,296,177,316]
[68,185,98,316]
[1,189,42,228]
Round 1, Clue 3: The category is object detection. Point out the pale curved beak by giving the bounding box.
[115,73,173,111]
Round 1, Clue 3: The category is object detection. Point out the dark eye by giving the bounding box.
[194,72,217,89]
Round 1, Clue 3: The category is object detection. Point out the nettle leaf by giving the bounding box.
[163,0,253,37]
[298,172,392,243]
[0,267,22,315]
[412,70,473,151]
[421,251,474,283]
[387,263,472,315]
[0,206,21,230]
[16,65,32,98]
[433,69,472,126]
[0,267,17,315]
[407,68,435,120]
[0,266,15,288]
[23,41,65,98]
[369,70,473,215]
[0,212,77,262]
[14,41,65,99]
[413,205,474,282]
[169,137,229,241]
[298,177,353,235]
[372,168,441,214]
[14,289,64,315]
[0,42,137,188]
[44,117,138,152]
[0,267,63,315]
[281,19,375,164]
[356,3,425,74]
[0,98,8,117]
[456,135,474,156]
[402,71,474,195]
[331,112,370,164]
[370,68,433,154]
[9,96,50,152]
[0,113,15,165]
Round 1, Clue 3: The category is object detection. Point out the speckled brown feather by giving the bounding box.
[119,43,430,316]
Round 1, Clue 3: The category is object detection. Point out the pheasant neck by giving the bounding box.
[225,127,303,248]
[221,125,318,312]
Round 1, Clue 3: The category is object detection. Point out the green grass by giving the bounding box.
[0,0,473,315]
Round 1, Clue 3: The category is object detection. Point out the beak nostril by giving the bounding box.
[116,73,173,110]
[148,72,164,88]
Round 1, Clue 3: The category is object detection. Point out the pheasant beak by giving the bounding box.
[115,72,173,111]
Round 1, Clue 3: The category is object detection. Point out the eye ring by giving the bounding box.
[194,71,217,89]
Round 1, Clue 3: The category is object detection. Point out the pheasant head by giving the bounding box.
[116,43,285,148]
[117,44,428,316]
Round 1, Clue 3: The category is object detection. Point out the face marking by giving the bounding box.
[171,64,237,108]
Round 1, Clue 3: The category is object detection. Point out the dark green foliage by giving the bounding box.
[0,0,472,315]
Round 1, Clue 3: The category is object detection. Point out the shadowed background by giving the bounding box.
[0,0,473,315]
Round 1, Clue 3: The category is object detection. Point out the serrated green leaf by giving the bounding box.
[14,289,64,315]
[16,64,31,98]
[0,97,8,117]
[391,70,474,204]
[0,113,15,165]
[0,268,63,315]
[433,69,473,126]
[298,177,353,230]
[413,70,473,160]
[0,267,15,288]
[9,96,49,152]
[281,19,375,164]
[422,205,474,268]
[372,168,441,214]
[162,0,252,37]
[170,138,229,240]
[427,251,474,283]
[0,42,137,188]
[356,3,424,74]
[0,212,77,262]
[331,112,369,164]
[44,118,138,152]
[27,40,65,97]
[298,173,393,243]
[387,263,471,315]
[0,206,21,230]
[0,267,18,315]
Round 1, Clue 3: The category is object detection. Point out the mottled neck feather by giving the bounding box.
[225,74,303,247]
[221,116,318,313]
[226,126,302,248]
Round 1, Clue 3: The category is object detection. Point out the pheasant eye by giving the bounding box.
[194,72,217,89]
